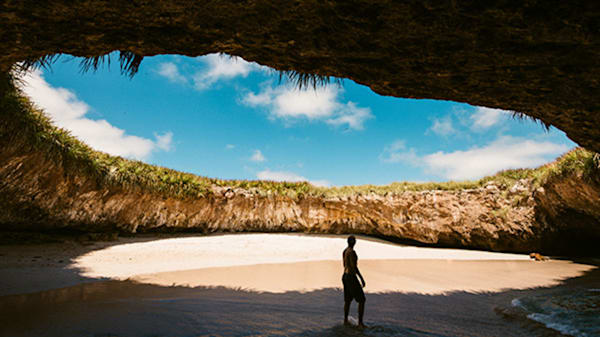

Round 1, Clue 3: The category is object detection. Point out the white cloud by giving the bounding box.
[244,88,273,106]
[379,140,420,164]
[194,54,255,90]
[381,136,569,180]
[325,102,372,130]
[155,54,259,88]
[20,70,173,160]
[422,136,568,180]
[242,84,372,130]
[250,149,266,162]
[225,144,236,150]
[428,117,456,136]
[154,131,174,151]
[271,86,338,119]
[257,169,330,187]
[470,107,508,130]
[156,62,187,84]
[427,106,509,138]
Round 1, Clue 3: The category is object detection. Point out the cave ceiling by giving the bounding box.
[1,1,599,152]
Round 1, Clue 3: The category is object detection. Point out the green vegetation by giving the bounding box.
[1,72,597,200]
[310,147,598,197]
[0,72,316,198]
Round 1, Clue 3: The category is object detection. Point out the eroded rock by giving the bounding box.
[0,2,599,151]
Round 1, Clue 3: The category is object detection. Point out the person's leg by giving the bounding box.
[343,274,351,324]
[358,300,365,327]
[344,300,351,324]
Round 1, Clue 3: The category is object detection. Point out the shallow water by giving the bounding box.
[4,273,600,337]
[511,289,600,336]
[0,280,516,337]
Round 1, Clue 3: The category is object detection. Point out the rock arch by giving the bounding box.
[1,1,599,151]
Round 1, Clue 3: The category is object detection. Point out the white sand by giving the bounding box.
[71,233,530,279]
[67,233,594,295]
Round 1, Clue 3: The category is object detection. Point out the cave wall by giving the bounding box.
[0,130,544,254]
[1,2,599,256]
[534,170,600,256]
[1,1,599,152]
[3,117,600,255]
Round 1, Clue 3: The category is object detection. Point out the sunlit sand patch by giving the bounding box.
[71,233,530,278]
[71,234,594,294]
[133,259,594,295]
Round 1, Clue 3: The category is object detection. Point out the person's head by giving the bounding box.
[347,235,356,247]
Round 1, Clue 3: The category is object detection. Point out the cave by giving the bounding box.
[1,1,599,152]
[0,1,599,255]
[1,3,600,335]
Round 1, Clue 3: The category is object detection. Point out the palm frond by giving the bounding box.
[79,54,110,74]
[511,110,551,130]
[278,70,340,89]
[118,51,144,78]
[16,54,60,73]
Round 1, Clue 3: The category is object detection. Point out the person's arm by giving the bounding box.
[353,251,366,287]
[356,267,366,287]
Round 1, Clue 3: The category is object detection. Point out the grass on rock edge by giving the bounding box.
[1,72,598,200]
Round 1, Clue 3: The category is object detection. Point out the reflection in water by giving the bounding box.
[2,271,599,337]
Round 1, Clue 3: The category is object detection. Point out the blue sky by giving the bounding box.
[20,53,575,186]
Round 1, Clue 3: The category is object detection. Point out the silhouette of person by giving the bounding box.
[342,235,366,328]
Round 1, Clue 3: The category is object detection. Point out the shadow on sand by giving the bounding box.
[1,233,598,336]
[0,233,216,295]
[1,265,598,337]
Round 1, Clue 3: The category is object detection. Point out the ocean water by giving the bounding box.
[511,289,600,336]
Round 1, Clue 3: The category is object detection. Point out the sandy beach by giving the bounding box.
[1,233,598,336]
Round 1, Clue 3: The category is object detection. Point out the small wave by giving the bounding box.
[511,298,525,309]
[526,313,584,337]
[510,290,600,337]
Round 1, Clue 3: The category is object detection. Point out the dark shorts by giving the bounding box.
[342,273,365,303]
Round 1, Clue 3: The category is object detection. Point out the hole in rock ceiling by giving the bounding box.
[18,53,575,187]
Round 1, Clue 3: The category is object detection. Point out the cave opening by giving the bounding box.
[15,52,575,188]
[1,51,598,256]
[1,3,599,335]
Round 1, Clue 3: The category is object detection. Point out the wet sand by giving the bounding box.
[134,259,593,294]
[0,233,598,336]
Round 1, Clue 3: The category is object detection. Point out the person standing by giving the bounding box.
[342,235,366,328]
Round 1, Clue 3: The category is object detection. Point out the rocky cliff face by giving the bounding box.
[1,71,599,256]
[2,127,599,255]
[534,170,600,256]
[0,138,540,253]
[1,1,599,153]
